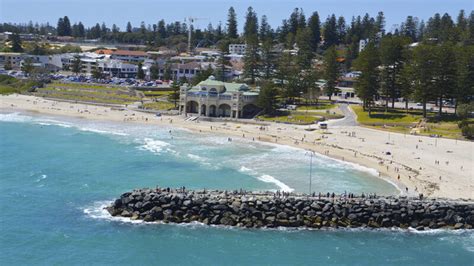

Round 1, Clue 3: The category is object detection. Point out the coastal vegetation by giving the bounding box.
[34,82,140,104]
[0,74,42,94]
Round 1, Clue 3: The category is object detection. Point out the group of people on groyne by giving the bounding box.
[107,187,473,230]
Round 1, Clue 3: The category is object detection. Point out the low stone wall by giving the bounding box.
[106,188,474,230]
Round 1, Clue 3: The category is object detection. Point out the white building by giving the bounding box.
[229,44,247,55]
[179,76,260,119]
[97,59,138,78]
[359,39,368,53]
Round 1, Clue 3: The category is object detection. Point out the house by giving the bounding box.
[110,50,148,63]
[0,52,24,70]
[179,76,260,119]
[229,44,247,55]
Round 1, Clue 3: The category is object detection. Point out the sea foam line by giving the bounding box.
[239,166,294,192]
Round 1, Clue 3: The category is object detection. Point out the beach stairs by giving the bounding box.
[185,116,199,122]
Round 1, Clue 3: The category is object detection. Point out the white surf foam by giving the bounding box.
[78,127,128,136]
[35,174,47,183]
[139,138,170,154]
[187,153,207,162]
[257,174,294,192]
[0,112,33,122]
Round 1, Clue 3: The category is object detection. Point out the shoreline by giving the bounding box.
[1,94,472,200]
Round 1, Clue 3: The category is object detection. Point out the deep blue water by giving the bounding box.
[0,112,472,265]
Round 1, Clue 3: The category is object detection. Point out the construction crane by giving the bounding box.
[185,17,208,55]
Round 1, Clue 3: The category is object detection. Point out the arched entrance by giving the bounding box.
[208,105,217,117]
[186,101,199,113]
[242,104,261,118]
[218,104,231,117]
[200,104,206,115]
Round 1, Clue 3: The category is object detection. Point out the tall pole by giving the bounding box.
[188,19,192,55]
[309,152,313,195]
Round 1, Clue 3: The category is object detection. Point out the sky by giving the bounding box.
[1,0,472,32]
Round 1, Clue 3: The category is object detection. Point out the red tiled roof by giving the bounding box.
[94,49,114,55]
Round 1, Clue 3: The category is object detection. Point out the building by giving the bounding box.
[111,50,148,63]
[229,44,247,55]
[359,39,368,53]
[97,59,138,78]
[21,55,63,72]
[179,76,260,119]
[0,52,24,70]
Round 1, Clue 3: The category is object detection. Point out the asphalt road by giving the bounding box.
[328,104,358,127]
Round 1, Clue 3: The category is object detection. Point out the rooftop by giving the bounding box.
[112,50,148,57]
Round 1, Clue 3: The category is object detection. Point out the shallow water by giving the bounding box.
[0,112,472,265]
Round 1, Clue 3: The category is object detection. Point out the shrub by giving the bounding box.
[461,124,474,139]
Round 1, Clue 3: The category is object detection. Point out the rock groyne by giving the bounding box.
[106,188,474,230]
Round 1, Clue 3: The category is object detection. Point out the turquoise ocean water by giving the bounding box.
[0,112,472,265]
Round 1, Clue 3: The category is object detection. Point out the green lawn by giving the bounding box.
[296,100,336,111]
[352,105,422,124]
[143,90,173,97]
[35,82,140,104]
[142,101,175,110]
[352,105,472,139]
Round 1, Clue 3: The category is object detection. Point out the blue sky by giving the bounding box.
[1,0,472,32]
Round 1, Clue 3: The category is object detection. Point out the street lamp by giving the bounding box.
[305,151,315,195]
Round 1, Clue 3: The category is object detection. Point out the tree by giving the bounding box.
[227,7,238,39]
[92,67,103,79]
[71,55,82,75]
[126,22,132,33]
[57,17,64,36]
[323,46,339,100]
[455,45,474,111]
[402,16,418,41]
[137,62,145,80]
[336,16,346,44]
[259,15,271,41]
[21,58,34,77]
[354,42,380,114]
[295,28,313,68]
[257,82,278,115]
[215,42,231,82]
[434,43,457,116]
[379,35,407,109]
[260,38,276,80]
[10,33,23,52]
[308,12,321,52]
[150,64,159,80]
[168,82,180,108]
[398,57,414,113]
[411,44,437,118]
[77,22,85,37]
[63,16,71,36]
[243,7,259,84]
[375,11,386,37]
[324,15,338,47]
[195,66,212,85]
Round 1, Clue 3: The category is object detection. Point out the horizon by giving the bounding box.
[1,0,472,32]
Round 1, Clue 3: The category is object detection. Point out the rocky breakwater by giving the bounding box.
[106,188,474,230]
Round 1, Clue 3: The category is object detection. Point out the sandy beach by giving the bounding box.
[1,94,472,199]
